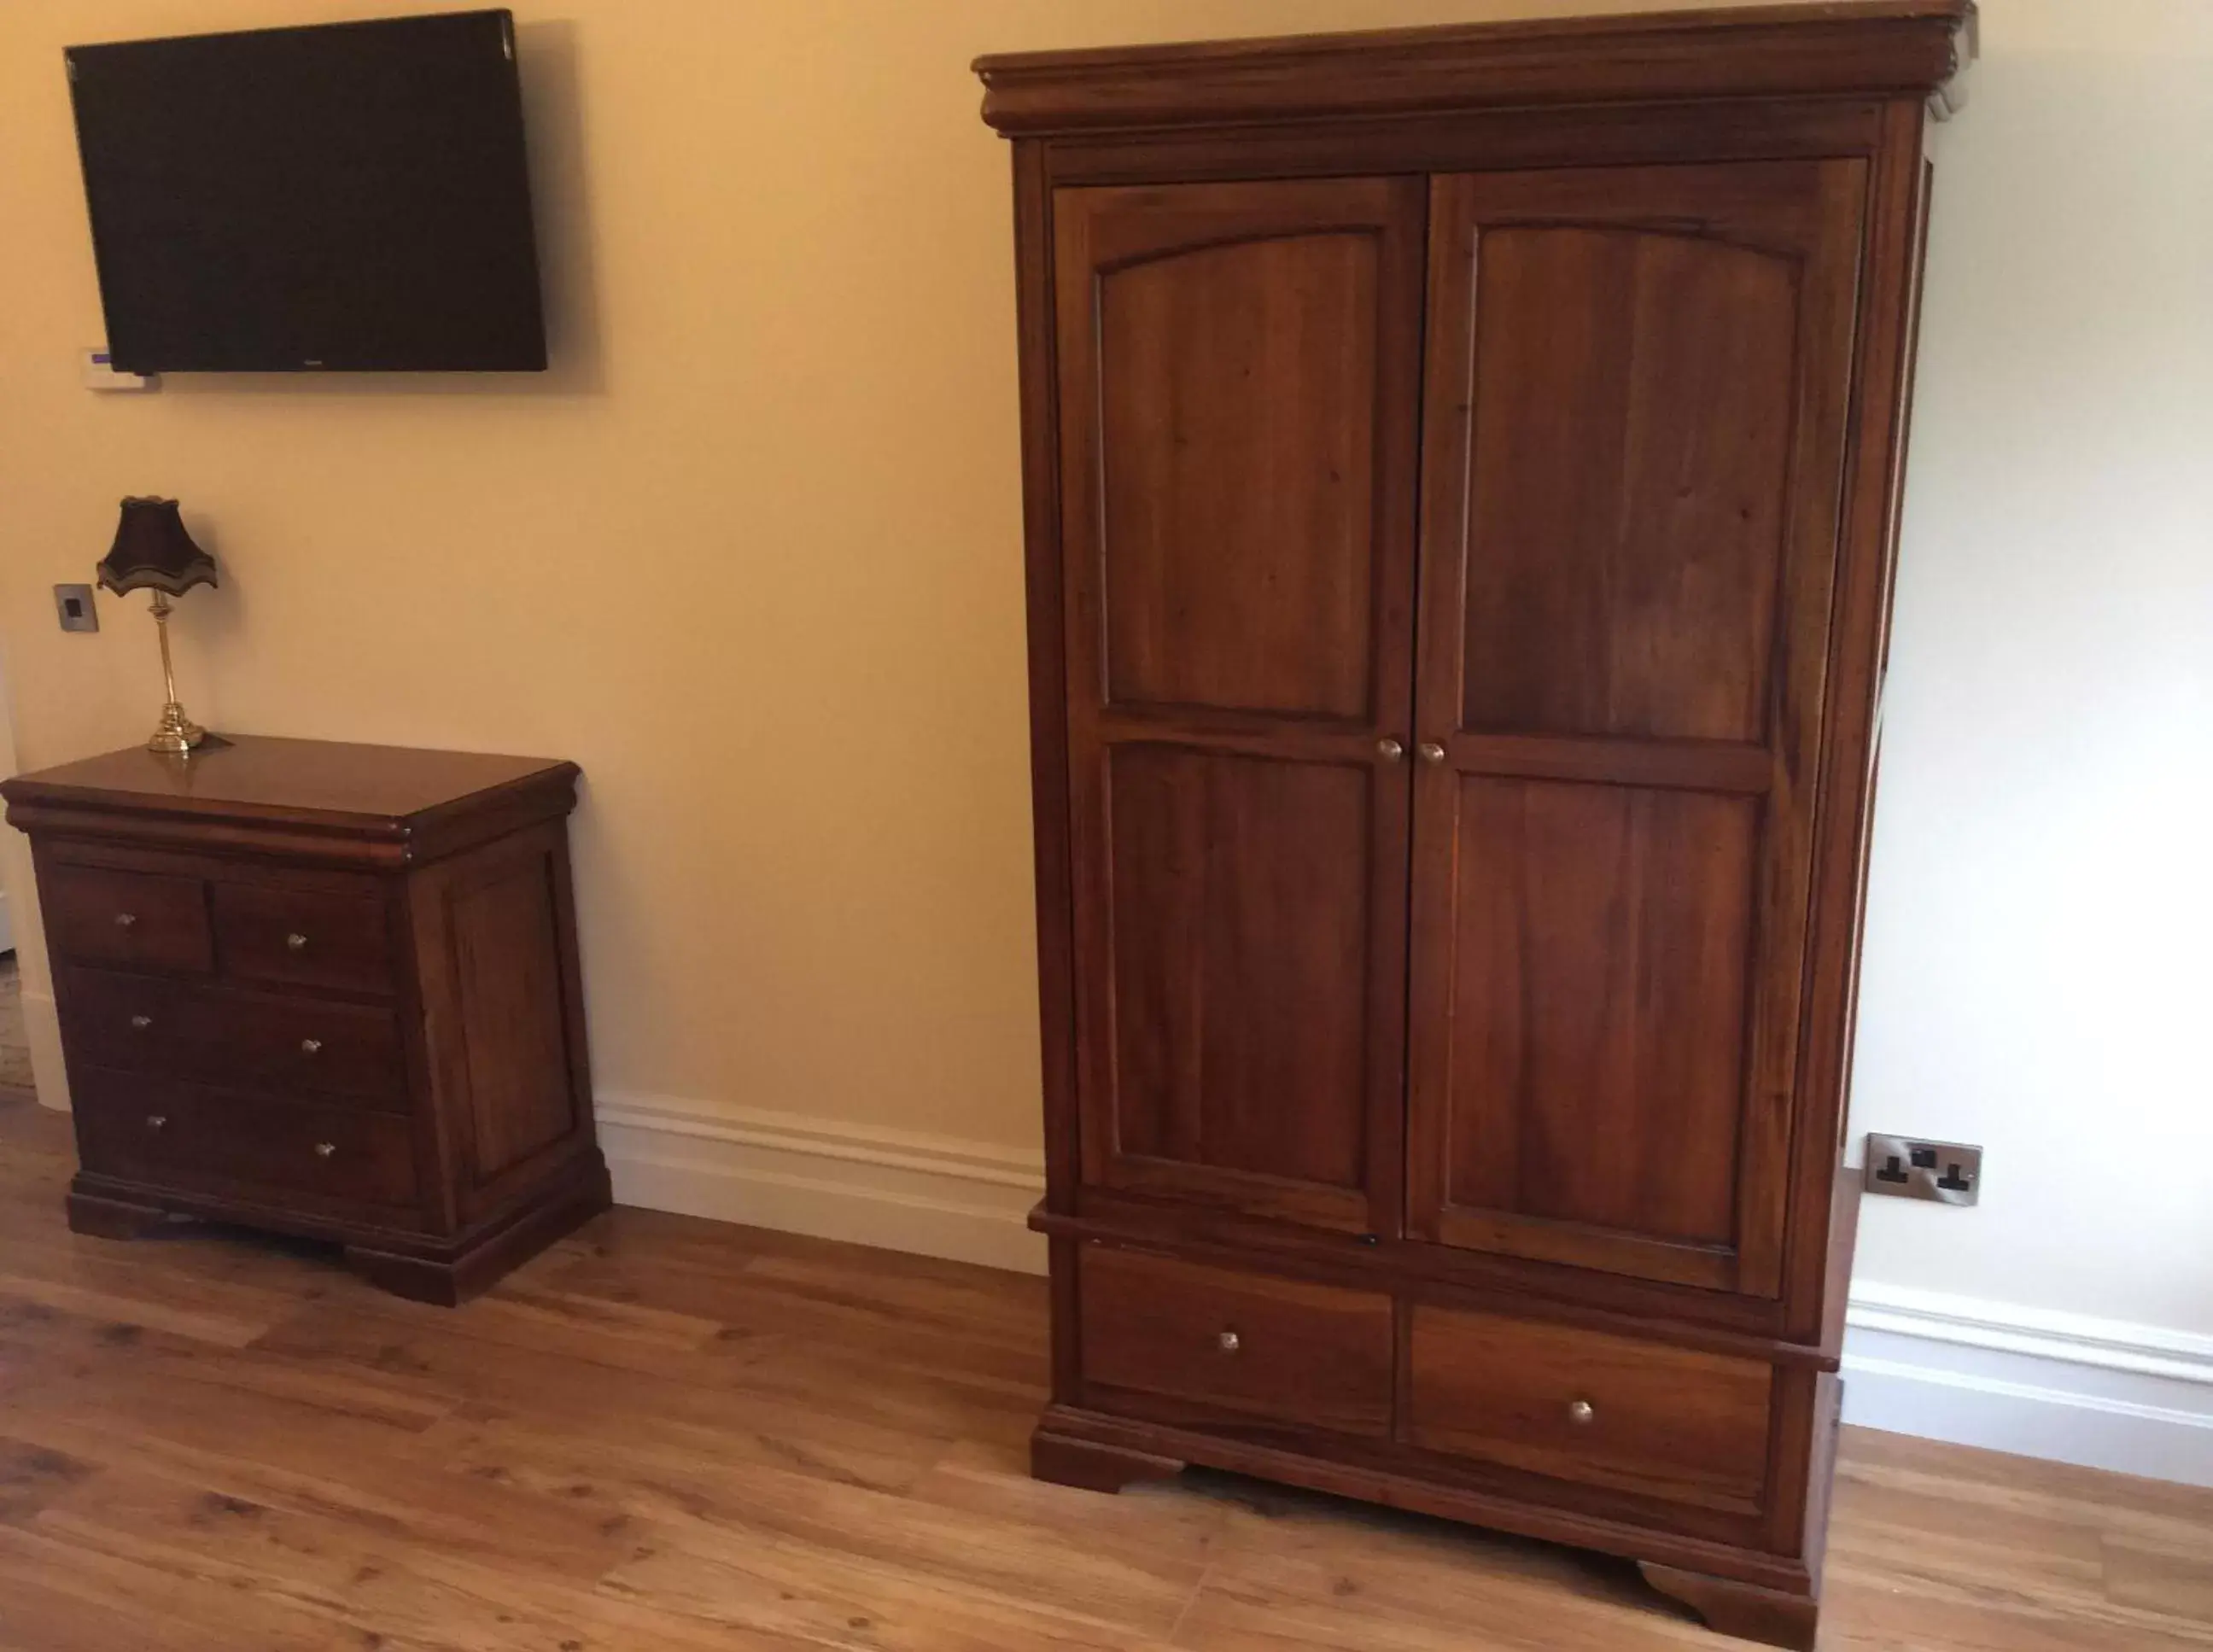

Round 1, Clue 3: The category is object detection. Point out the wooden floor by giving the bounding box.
[0,1092,2206,1651]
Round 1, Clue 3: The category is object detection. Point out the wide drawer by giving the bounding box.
[44,864,213,976]
[1078,1245,1392,1437]
[212,881,394,995]
[73,1069,419,1211]
[57,966,410,1110]
[1407,1305,1773,1512]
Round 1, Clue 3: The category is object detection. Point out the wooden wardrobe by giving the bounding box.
[975,5,1972,1645]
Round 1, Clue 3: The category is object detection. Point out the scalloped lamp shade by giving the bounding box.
[96,497,218,598]
[96,496,219,753]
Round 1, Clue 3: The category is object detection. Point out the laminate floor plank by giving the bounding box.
[0,1092,2204,1652]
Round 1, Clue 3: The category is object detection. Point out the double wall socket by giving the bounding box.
[1864,1134,1982,1206]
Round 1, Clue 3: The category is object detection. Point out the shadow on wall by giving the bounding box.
[158,18,605,400]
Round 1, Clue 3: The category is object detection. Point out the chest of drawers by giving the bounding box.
[2,734,610,1303]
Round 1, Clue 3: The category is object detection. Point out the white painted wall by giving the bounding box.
[1847,0,2213,1336]
[1831,0,2213,1475]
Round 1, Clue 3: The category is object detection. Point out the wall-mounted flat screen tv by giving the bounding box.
[67,9,546,372]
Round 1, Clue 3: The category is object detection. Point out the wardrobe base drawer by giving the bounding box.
[1078,1244,1393,1438]
[73,1070,420,1214]
[1407,1305,1773,1512]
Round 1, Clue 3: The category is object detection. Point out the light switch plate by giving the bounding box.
[1865,1133,1982,1205]
[54,583,98,633]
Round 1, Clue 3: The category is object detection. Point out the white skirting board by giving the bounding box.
[556,1093,2213,1488]
[18,986,71,1112]
[596,1092,1049,1276]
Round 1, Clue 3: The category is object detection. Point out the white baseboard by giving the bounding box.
[1842,1281,2213,1486]
[19,987,70,1112]
[593,1095,2212,1486]
[595,1091,1048,1275]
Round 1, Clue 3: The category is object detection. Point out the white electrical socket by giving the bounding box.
[82,348,159,392]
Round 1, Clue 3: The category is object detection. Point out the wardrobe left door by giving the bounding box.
[1052,176,1426,1236]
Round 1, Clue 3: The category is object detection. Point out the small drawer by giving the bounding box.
[57,967,409,1110]
[1078,1246,1392,1437]
[43,865,212,976]
[73,1069,418,1211]
[1408,1306,1773,1512]
[212,882,394,995]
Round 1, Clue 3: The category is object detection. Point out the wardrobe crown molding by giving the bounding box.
[974,0,1977,137]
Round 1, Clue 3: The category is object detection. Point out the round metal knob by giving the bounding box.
[1417,743,1447,764]
[129,1014,152,1031]
[300,1038,324,1056]
[1568,1398,1596,1426]
[113,912,137,930]
[144,1114,166,1131]
[285,932,309,952]
[313,1141,337,1159]
[1217,1329,1241,1354]
[1376,738,1404,762]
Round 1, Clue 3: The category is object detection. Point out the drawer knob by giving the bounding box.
[129,1014,152,1031]
[1216,1328,1241,1354]
[113,912,137,930]
[300,1038,324,1056]
[285,932,309,952]
[1568,1398,1596,1426]
[1376,738,1404,762]
[1418,742,1447,764]
[313,1141,338,1159]
[144,1114,166,1131]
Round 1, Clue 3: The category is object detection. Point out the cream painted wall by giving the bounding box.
[0,0,1539,1142]
[1,0,2206,1348]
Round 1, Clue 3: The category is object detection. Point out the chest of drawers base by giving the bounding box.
[3,735,611,1305]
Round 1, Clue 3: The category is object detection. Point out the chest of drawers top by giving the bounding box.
[1,733,579,871]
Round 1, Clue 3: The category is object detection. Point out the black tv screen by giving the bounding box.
[67,10,546,373]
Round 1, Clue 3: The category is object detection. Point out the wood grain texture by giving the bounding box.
[209,879,393,996]
[1057,174,1422,1240]
[985,14,1966,1643]
[1407,1306,1775,1514]
[0,1091,2203,1652]
[1104,747,1371,1194]
[38,864,212,976]
[975,1,1976,135]
[55,966,409,1109]
[1078,1245,1393,1438]
[1406,157,1868,1305]
[12,737,604,1301]
[1428,779,1757,1274]
[70,1066,421,1212]
[1094,201,1383,719]
[0,734,581,871]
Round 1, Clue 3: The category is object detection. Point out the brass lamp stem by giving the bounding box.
[152,591,178,706]
[145,590,206,755]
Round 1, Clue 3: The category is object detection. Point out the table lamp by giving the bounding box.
[96,497,219,755]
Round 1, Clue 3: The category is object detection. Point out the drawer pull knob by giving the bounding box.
[313,1141,338,1159]
[1376,738,1404,762]
[114,912,137,930]
[1568,1398,1596,1426]
[144,1114,167,1131]
[1216,1328,1241,1354]
[1418,742,1447,764]
[129,1014,152,1031]
[300,1038,324,1056]
[285,932,309,952]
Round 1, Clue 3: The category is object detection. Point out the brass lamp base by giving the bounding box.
[148,701,206,755]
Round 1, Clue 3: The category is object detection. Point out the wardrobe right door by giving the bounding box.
[1404,161,1866,1297]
